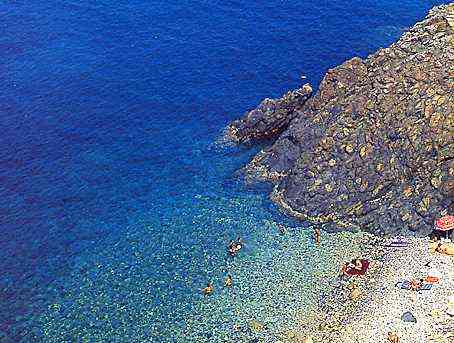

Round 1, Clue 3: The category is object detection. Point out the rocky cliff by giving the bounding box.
[227,4,454,234]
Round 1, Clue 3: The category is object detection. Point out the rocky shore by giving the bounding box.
[227,4,454,235]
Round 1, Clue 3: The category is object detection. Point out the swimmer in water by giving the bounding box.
[277,224,286,235]
[202,282,214,295]
[228,237,244,256]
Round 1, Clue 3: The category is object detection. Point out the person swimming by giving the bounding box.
[228,237,243,256]
[277,224,286,235]
[202,282,214,295]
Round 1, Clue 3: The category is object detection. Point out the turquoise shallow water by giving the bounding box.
[0,0,447,341]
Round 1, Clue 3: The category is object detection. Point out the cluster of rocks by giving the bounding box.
[227,4,454,235]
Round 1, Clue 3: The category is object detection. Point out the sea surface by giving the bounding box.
[0,0,446,341]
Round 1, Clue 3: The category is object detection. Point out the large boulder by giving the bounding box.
[229,4,454,234]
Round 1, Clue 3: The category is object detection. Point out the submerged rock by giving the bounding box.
[228,4,454,234]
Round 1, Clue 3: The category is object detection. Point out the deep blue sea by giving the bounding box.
[0,0,446,341]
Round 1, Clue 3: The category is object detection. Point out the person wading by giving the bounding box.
[314,227,321,245]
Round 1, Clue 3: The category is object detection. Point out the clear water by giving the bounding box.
[0,0,446,341]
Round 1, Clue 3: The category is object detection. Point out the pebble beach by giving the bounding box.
[299,236,454,343]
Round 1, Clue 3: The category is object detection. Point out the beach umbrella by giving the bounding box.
[434,215,454,239]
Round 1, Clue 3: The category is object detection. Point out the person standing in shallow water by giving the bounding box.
[314,227,321,245]
[225,275,233,287]
[277,224,286,235]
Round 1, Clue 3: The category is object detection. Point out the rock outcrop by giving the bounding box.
[228,83,313,143]
[227,4,454,234]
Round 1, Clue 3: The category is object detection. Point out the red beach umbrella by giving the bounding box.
[434,215,454,239]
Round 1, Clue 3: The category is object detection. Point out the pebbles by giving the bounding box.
[328,236,454,343]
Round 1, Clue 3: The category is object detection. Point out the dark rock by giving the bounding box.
[401,311,417,323]
[228,4,454,234]
[227,83,313,143]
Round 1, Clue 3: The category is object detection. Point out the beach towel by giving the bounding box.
[425,276,440,283]
[344,259,370,276]
[382,237,409,248]
[395,281,433,291]
[383,241,409,248]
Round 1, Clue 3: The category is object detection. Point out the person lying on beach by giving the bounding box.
[341,258,370,276]
[353,258,363,270]
[435,242,454,255]
[202,282,214,295]
[387,331,399,343]
[345,258,362,271]
[435,242,443,253]
[409,279,424,291]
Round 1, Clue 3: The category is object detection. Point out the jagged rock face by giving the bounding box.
[231,4,454,234]
[227,83,313,143]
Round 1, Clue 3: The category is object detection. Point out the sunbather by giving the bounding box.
[314,227,321,245]
[435,242,454,255]
[410,279,422,291]
[387,331,399,343]
[341,259,369,276]
[396,279,432,291]
[345,258,362,270]
[354,259,363,271]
